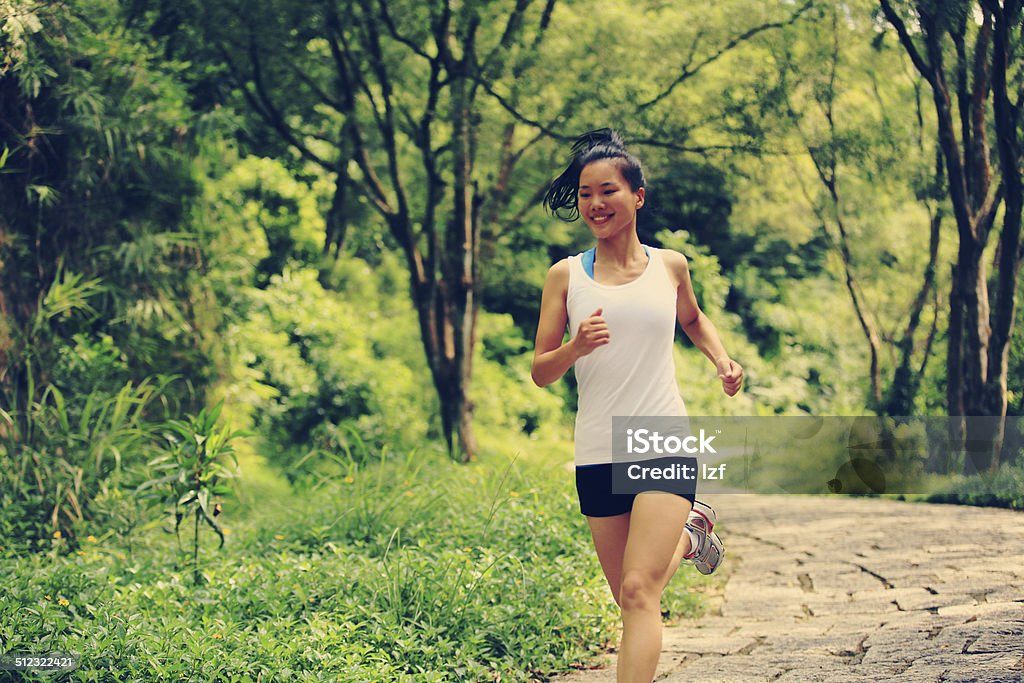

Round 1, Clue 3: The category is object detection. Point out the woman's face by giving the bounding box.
[578,159,645,240]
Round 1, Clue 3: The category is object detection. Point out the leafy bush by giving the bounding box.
[0,376,174,553]
[223,265,435,476]
[926,460,1024,510]
[0,449,712,681]
[473,312,567,446]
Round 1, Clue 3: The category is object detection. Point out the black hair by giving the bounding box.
[542,128,646,222]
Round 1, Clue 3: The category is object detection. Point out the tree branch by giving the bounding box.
[639,0,815,110]
[218,42,333,171]
[355,0,412,223]
[336,21,386,133]
[377,0,432,60]
[530,0,557,51]
[479,0,532,80]
[879,0,932,84]
[323,3,394,215]
[968,6,993,214]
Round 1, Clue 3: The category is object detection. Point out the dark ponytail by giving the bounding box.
[542,128,646,222]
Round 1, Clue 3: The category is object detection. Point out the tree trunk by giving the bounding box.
[323,159,350,259]
[946,262,966,450]
[439,63,479,462]
[981,0,1024,471]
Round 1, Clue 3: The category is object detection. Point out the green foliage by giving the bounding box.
[137,401,243,585]
[0,375,174,553]
[657,229,732,315]
[201,154,328,289]
[474,312,567,446]
[0,258,168,550]
[196,154,436,473]
[1,0,218,422]
[51,333,130,399]
[926,461,1024,511]
[0,449,713,681]
[228,263,435,471]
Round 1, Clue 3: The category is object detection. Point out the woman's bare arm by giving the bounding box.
[664,250,744,396]
[531,260,609,387]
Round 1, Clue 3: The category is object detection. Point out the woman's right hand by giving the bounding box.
[573,308,609,358]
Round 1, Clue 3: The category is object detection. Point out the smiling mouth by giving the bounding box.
[590,214,614,224]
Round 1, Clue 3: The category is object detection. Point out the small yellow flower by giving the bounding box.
[509,491,520,498]
[343,475,355,484]
[211,633,222,639]
[223,528,231,535]
[52,530,62,539]
[76,551,85,556]
[404,490,415,497]
[44,595,52,601]
[58,598,69,607]
[86,535,97,543]
[274,534,285,540]
[462,547,472,553]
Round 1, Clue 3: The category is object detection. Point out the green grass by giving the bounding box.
[922,460,1024,510]
[1,444,714,681]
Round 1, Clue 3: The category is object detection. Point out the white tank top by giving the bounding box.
[567,247,687,466]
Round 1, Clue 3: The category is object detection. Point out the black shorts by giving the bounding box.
[575,461,696,517]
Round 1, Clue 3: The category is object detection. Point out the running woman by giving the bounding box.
[531,129,743,683]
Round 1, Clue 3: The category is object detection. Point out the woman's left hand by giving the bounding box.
[716,357,744,397]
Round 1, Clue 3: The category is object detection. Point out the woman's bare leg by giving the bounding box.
[586,512,632,606]
[616,493,692,683]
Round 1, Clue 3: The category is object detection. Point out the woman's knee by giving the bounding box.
[618,569,663,612]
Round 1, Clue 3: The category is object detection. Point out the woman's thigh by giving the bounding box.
[621,493,692,592]
[586,512,632,606]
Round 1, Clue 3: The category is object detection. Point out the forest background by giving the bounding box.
[1,0,1023,680]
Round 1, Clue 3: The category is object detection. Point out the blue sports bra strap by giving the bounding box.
[582,248,596,279]
[582,245,649,280]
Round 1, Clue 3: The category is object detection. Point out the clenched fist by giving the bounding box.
[716,357,744,397]
[573,307,610,358]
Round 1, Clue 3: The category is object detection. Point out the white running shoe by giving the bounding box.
[683,500,724,575]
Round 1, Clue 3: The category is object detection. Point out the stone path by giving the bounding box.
[555,494,1024,682]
